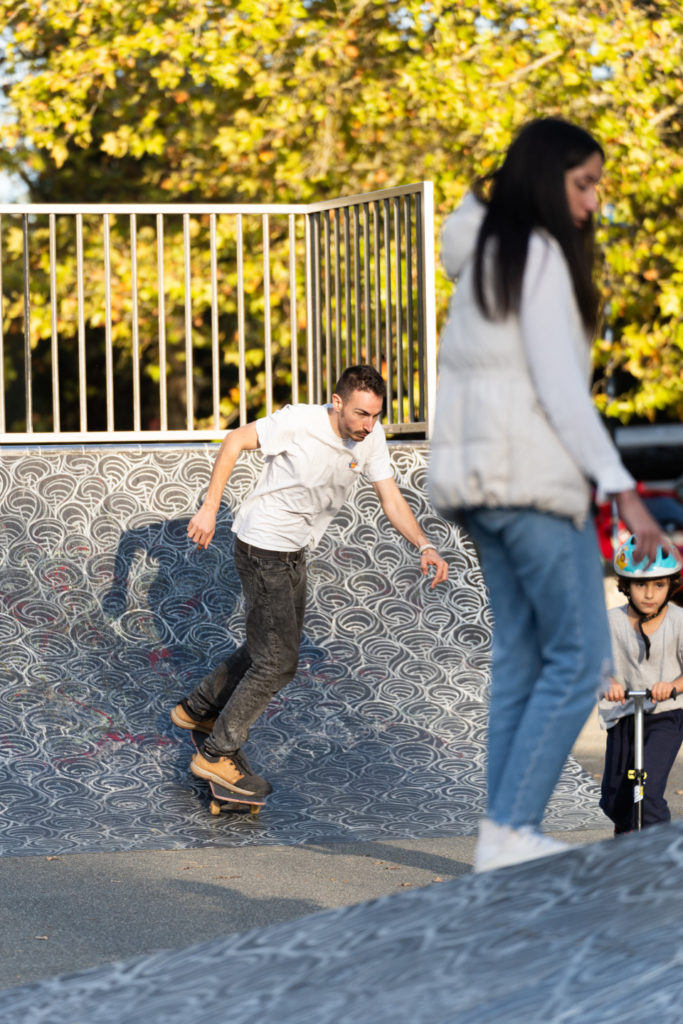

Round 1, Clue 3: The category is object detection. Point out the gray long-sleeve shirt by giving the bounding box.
[598,602,683,729]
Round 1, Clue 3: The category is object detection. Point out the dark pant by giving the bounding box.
[600,709,683,832]
[188,537,307,755]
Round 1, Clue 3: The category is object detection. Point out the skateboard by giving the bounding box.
[190,730,265,816]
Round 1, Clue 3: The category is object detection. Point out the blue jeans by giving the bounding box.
[461,508,612,829]
[188,538,307,755]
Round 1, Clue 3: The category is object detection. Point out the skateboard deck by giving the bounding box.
[190,730,265,816]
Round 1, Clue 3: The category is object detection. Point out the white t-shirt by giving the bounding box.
[232,403,393,551]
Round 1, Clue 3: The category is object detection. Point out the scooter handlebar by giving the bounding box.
[621,687,678,701]
[599,688,679,701]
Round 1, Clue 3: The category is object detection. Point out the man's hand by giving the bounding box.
[187,505,217,550]
[420,548,449,589]
[371,477,449,588]
[186,423,260,551]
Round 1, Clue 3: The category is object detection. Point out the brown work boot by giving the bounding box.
[190,748,272,798]
[170,700,217,736]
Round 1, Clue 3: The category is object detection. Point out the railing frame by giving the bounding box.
[0,183,437,443]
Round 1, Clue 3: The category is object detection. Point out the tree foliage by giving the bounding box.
[1,0,682,424]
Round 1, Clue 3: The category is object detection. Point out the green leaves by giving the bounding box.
[1,0,682,421]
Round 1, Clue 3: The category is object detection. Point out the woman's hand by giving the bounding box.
[615,490,678,566]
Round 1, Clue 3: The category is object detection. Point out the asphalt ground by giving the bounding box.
[0,710,617,991]
[0,827,615,991]
[4,576,683,992]
[6,718,683,992]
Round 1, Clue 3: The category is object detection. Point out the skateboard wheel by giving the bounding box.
[209,800,222,816]
[249,805,261,815]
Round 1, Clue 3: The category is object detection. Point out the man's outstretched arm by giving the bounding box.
[188,423,260,549]
[372,477,449,589]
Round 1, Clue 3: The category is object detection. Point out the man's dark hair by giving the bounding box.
[334,364,386,401]
[617,573,682,601]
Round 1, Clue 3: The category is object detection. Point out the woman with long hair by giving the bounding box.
[429,118,673,871]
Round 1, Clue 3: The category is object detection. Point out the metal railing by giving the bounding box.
[0,183,436,443]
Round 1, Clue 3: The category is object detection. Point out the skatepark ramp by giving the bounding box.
[2,821,682,1022]
[0,443,603,857]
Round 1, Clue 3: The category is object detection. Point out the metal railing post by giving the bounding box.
[0,217,4,432]
[49,214,60,432]
[22,215,33,432]
[304,211,315,404]
[420,182,438,438]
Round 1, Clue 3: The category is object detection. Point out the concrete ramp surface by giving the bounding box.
[0,444,602,857]
[1,821,682,1023]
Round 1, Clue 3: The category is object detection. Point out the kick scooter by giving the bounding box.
[624,686,678,831]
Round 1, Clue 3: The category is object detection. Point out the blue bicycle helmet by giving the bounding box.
[614,535,680,579]
[614,535,681,659]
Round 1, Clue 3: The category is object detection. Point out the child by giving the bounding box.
[599,535,683,833]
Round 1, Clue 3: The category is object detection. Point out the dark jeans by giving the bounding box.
[188,537,307,755]
[600,709,683,832]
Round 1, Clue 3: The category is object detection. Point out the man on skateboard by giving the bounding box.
[171,365,449,798]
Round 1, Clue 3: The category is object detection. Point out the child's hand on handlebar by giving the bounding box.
[650,681,677,703]
[604,679,627,704]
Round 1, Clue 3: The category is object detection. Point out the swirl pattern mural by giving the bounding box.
[0,444,603,857]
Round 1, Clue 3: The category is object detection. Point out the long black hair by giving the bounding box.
[473,118,604,333]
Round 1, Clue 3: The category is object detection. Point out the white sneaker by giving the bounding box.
[474,817,569,873]
[474,818,512,872]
